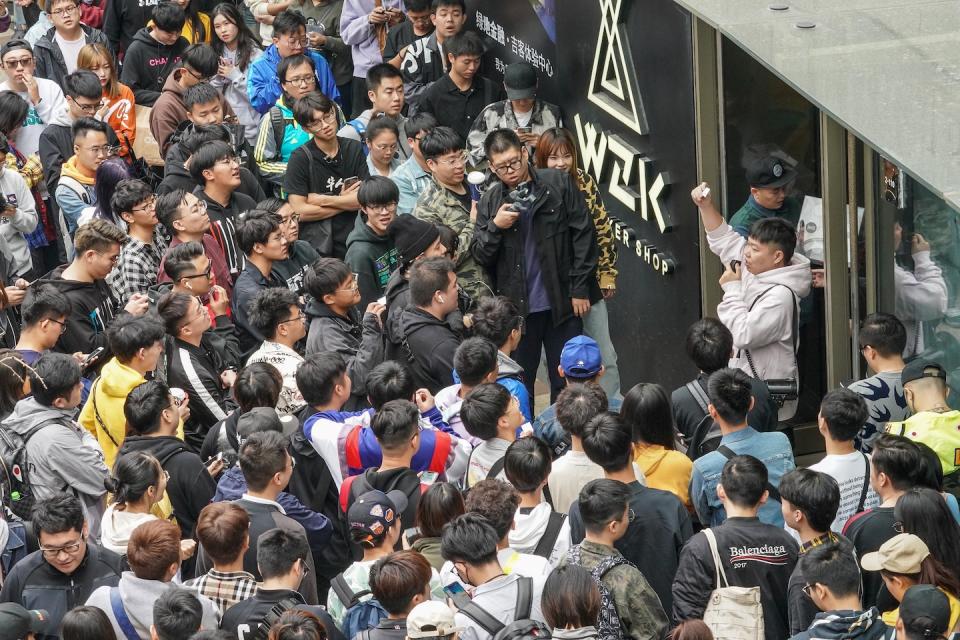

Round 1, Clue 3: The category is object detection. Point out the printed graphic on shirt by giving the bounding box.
[22,106,42,128]
[728,543,790,568]
[0,192,17,224]
[375,248,399,289]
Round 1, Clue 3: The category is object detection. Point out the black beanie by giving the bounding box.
[387,215,440,266]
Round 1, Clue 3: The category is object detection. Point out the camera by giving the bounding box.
[765,378,799,406]
[0,193,9,211]
[507,182,536,214]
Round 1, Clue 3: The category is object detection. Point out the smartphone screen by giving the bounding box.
[443,581,466,598]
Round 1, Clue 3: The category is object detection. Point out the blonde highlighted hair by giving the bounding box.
[77,43,119,99]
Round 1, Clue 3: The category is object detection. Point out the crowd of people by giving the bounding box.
[0,1,953,640]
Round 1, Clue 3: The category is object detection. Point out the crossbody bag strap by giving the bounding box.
[533,511,566,558]
[515,576,533,620]
[686,380,710,415]
[703,528,728,588]
[743,284,799,378]
[856,452,871,513]
[458,600,505,635]
[486,456,506,480]
[717,445,781,503]
[91,379,121,449]
[109,587,141,640]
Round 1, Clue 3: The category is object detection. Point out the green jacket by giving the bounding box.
[344,215,399,311]
[728,195,802,238]
[560,540,669,640]
[412,178,491,303]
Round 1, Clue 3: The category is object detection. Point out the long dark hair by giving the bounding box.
[104,452,163,507]
[542,565,601,629]
[93,158,132,224]
[210,3,261,71]
[0,349,28,419]
[896,487,960,577]
[621,382,678,450]
[182,0,208,43]
[61,606,118,640]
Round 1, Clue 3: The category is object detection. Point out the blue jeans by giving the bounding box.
[582,299,622,400]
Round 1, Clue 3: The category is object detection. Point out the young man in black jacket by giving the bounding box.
[34,0,110,87]
[471,128,600,402]
[672,454,799,640]
[231,209,288,355]
[0,495,124,640]
[117,2,188,106]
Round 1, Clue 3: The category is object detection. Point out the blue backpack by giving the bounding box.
[331,573,388,640]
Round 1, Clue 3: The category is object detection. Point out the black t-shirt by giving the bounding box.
[368,618,408,640]
[283,137,370,258]
[843,506,898,609]
[419,75,506,140]
[220,590,345,640]
[384,21,427,60]
[452,184,472,213]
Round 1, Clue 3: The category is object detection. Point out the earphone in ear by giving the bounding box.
[185,282,193,290]
[438,295,445,303]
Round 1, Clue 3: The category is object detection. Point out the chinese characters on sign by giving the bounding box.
[476,10,555,77]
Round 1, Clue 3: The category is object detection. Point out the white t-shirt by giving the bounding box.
[515,109,533,128]
[54,31,85,74]
[810,451,881,533]
[0,78,66,156]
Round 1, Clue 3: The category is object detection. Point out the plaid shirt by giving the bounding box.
[184,569,259,614]
[799,531,840,555]
[108,229,168,304]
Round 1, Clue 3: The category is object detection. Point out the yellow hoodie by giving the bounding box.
[79,358,185,467]
[60,155,95,186]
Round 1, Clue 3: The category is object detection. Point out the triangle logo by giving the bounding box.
[588,0,648,135]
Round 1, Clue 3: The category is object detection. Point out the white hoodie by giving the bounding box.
[0,77,66,156]
[99,504,158,555]
[509,502,571,566]
[0,166,37,277]
[708,222,812,420]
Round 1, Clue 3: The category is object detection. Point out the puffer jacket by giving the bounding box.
[707,222,812,420]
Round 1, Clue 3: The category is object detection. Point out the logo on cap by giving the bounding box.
[773,163,783,178]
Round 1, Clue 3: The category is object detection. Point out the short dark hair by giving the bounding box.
[484,129,522,158]
[196,502,249,566]
[247,287,298,338]
[30,352,80,406]
[157,291,197,336]
[236,210,281,255]
[296,352,347,407]
[184,82,221,111]
[440,512,499,565]
[366,62,403,92]
[416,482,464,538]
[257,527,309,580]
[21,284,70,327]
[33,493,84,535]
[578,479,630,534]
[292,92,334,128]
[542,565,601,630]
[272,9,306,36]
[555,384,608,439]
[304,257,352,300]
[779,468,840,533]
[406,0,430,11]
[408,257,455,307]
[406,112,438,139]
[60,607,115,640]
[107,314,166,363]
[358,175,400,208]
[153,2,186,32]
[365,116,399,144]
[468,296,521,347]
[444,30,483,58]
[719,454,768,507]
[189,139,236,184]
[819,388,868,442]
[748,217,796,264]
[420,126,464,162]
[124,380,173,435]
[872,434,922,491]
[239,431,290,492]
[371,399,419,451]
[156,189,190,232]
[504,437,551,492]
[366,361,415,410]
[464,479,519,540]
[182,44,218,79]
[64,70,102,100]
[431,0,465,11]
[163,241,205,281]
[111,179,154,219]
[234,362,283,413]
[621,382,677,450]
[685,318,733,373]
[277,54,314,84]
[369,551,433,615]
[799,539,861,598]
[454,337,498,386]
[581,412,632,473]
[153,588,203,640]
[460,383,510,441]
[180,123,230,154]
[706,368,753,424]
[72,116,107,142]
[859,312,907,357]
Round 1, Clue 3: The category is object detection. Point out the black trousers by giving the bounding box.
[512,310,582,405]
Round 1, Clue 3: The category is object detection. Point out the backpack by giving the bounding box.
[566,545,628,640]
[457,576,551,640]
[532,511,566,560]
[0,422,47,519]
[345,118,369,156]
[331,573,389,640]
[701,528,764,640]
[684,380,722,460]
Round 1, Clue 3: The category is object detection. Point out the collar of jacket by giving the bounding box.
[424,177,470,212]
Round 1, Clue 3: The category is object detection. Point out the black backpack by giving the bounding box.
[684,380,722,460]
[0,423,47,519]
[457,576,551,640]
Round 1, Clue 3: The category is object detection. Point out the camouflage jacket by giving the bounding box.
[413,178,491,302]
[560,540,669,640]
[578,169,618,289]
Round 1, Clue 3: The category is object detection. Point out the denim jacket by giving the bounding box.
[690,426,794,527]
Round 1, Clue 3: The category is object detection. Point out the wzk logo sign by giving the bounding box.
[588,0,647,135]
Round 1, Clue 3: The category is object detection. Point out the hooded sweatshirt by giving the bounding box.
[305,299,384,402]
[2,396,109,538]
[119,28,189,107]
[151,72,237,156]
[99,505,157,555]
[85,572,218,638]
[36,265,118,356]
[55,155,97,238]
[38,103,120,201]
[344,215,398,311]
[398,306,461,393]
[790,608,890,640]
[0,165,38,277]
[707,222,812,420]
[510,502,572,566]
[159,142,265,204]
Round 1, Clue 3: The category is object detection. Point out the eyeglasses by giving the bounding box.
[3,57,33,69]
[69,95,100,113]
[627,508,636,522]
[280,213,301,225]
[161,470,170,482]
[491,154,525,175]
[189,199,208,215]
[132,196,157,213]
[372,142,398,153]
[801,584,814,597]
[336,275,360,293]
[182,266,213,280]
[308,111,337,128]
[215,156,241,167]
[283,74,315,87]
[184,66,209,82]
[85,144,120,158]
[97,251,120,265]
[280,313,307,325]
[49,3,79,16]
[283,35,307,46]
[47,318,67,334]
[434,151,468,168]
[366,203,397,215]
[40,537,84,558]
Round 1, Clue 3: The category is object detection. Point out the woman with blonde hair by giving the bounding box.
[77,43,136,156]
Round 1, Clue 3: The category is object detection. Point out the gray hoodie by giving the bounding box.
[86,572,218,638]
[2,396,109,538]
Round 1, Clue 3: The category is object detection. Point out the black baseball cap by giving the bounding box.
[503,62,537,100]
[0,39,32,61]
[236,407,299,440]
[745,154,796,189]
[0,603,48,637]
[900,584,951,638]
[901,359,947,386]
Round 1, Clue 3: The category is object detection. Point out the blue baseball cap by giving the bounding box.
[560,335,602,379]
